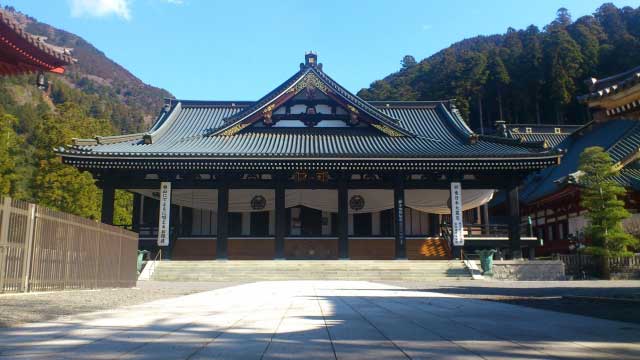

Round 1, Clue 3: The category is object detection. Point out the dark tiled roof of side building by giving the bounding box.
[505,124,581,149]
[520,119,640,203]
[577,65,640,102]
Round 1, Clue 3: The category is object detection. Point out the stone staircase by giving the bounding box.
[151,260,471,281]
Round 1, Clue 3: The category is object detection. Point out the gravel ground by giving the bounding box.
[382,280,640,324]
[0,281,242,328]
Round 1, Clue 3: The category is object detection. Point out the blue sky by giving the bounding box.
[6,0,640,100]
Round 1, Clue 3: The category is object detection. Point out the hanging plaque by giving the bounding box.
[450,182,464,246]
[157,182,171,247]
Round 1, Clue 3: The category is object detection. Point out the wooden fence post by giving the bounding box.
[94,235,100,289]
[117,236,122,286]
[0,197,12,292]
[21,204,36,292]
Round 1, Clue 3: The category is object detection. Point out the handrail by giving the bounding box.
[144,248,162,279]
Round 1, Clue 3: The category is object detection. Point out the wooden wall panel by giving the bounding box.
[406,237,450,260]
[349,238,395,260]
[284,238,338,259]
[228,238,275,260]
[172,238,216,260]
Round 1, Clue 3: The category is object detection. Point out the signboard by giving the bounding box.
[396,194,405,245]
[450,182,464,246]
[157,182,171,247]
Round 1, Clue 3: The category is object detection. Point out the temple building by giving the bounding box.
[517,66,640,255]
[0,9,73,75]
[59,53,560,260]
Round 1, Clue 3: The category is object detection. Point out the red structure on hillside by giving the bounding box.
[0,9,73,75]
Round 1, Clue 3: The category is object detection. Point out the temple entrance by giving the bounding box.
[133,188,499,260]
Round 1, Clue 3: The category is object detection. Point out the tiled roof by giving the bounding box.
[505,124,580,149]
[61,101,557,160]
[0,9,74,74]
[521,119,640,203]
[214,65,411,137]
[59,55,561,168]
[578,65,640,102]
[613,164,640,191]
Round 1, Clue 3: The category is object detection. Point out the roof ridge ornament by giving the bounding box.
[288,72,330,95]
[301,51,323,70]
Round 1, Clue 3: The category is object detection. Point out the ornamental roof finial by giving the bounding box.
[301,51,322,71]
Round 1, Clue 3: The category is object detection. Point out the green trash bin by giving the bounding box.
[476,249,497,276]
[137,250,150,274]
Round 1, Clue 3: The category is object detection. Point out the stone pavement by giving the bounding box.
[1,281,639,359]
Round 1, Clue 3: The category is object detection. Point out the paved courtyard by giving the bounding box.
[1,281,639,359]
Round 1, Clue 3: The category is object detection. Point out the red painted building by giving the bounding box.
[0,9,73,75]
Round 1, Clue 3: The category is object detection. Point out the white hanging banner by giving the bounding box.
[131,188,494,215]
[157,182,171,247]
[450,182,464,246]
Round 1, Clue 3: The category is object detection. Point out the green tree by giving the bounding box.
[486,49,510,121]
[578,147,638,278]
[33,158,101,219]
[0,113,24,196]
[554,7,572,27]
[31,102,115,219]
[459,52,488,131]
[519,25,544,123]
[114,190,133,226]
[543,23,583,123]
[400,55,417,70]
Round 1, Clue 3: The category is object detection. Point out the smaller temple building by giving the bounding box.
[59,53,561,260]
[516,66,640,255]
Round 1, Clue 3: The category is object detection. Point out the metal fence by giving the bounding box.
[554,253,640,279]
[0,197,138,293]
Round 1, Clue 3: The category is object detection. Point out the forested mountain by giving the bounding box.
[2,3,639,222]
[5,6,172,132]
[358,3,640,132]
[0,6,173,223]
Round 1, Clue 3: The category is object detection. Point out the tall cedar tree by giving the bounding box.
[359,4,640,127]
[578,147,638,277]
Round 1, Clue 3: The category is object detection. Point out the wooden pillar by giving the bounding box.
[275,183,286,259]
[338,178,349,259]
[394,178,406,258]
[101,184,115,225]
[217,184,229,259]
[132,193,141,232]
[481,204,490,234]
[429,213,439,236]
[507,182,522,259]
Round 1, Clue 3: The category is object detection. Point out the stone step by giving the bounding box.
[150,260,471,281]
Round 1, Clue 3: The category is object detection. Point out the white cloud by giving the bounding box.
[162,0,184,4]
[69,0,132,20]
[422,24,433,31]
